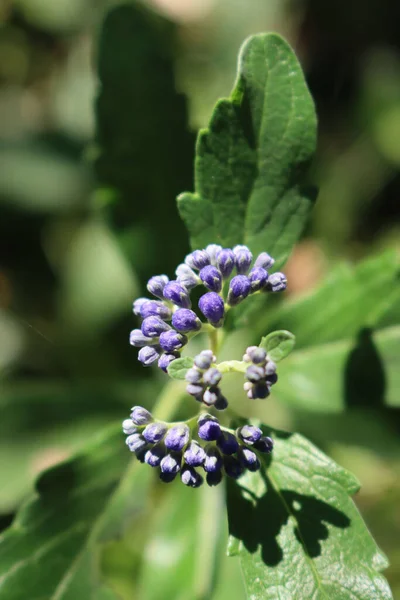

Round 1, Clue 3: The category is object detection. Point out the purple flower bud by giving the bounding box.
[217,431,239,455]
[176,264,199,289]
[186,383,204,397]
[133,297,149,316]
[185,250,210,270]
[159,330,187,352]
[158,353,178,372]
[129,329,157,348]
[266,272,287,292]
[160,452,181,474]
[130,406,153,425]
[147,275,169,299]
[203,368,222,386]
[194,350,215,370]
[145,444,165,467]
[199,266,222,292]
[248,267,268,291]
[203,445,223,473]
[254,436,274,453]
[266,372,278,385]
[141,316,170,338]
[246,365,265,383]
[214,394,228,411]
[140,300,172,320]
[138,346,160,366]
[243,346,267,365]
[203,387,220,406]
[181,466,203,488]
[224,456,245,479]
[216,248,235,278]
[184,441,206,467]
[205,244,223,265]
[163,281,191,308]
[227,275,251,306]
[122,419,137,435]
[254,252,275,270]
[198,292,225,326]
[126,433,147,453]
[143,422,168,444]
[198,414,221,441]
[172,308,201,333]
[238,425,262,444]
[265,360,277,375]
[233,245,253,274]
[247,382,270,399]
[206,470,223,486]
[185,368,203,384]
[164,424,190,451]
[239,448,260,472]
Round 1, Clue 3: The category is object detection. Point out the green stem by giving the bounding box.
[217,359,248,374]
[209,328,219,356]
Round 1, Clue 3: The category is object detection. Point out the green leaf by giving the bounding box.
[178,33,317,267]
[260,330,295,362]
[167,357,194,380]
[227,425,392,600]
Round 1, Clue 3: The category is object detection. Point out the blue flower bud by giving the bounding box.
[216,248,235,278]
[203,386,220,406]
[214,394,228,411]
[186,383,204,397]
[248,267,268,291]
[163,281,191,308]
[133,297,149,315]
[227,275,251,306]
[172,308,201,333]
[130,406,153,425]
[254,436,274,453]
[238,425,262,444]
[184,441,206,466]
[224,456,245,479]
[164,424,190,451]
[159,330,187,352]
[144,444,165,467]
[265,360,277,376]
[205,244,223,265]
[143,422,168,443]
[206,470,223,486]
[176,264,199,289]
[194,350,215,370]
[233,245,253,274]
[198,414,221,441]
[140,300,172,320]
[181,466,203,488]
[199,265,222,292]
[254,252,275,270]
[126,433,147,453]
[141,316,170,338]
[129,329,158,348]
[203,368,222,386]
[246,365,265,383]
[239,448,260,472]
[138,345,160,366]
[217,431,239,455]
[243,346,267,364]
[185,368,203,384]
[185,250,210,270]
[198,292,225,326]
[160,452,181,474]
[203,445,223,473]
[266,272,287,292]
[147,275,169,298]
[122,418,138,435]
[158,353,178,372]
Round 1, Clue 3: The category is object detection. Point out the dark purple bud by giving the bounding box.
[122,419,137,435]
[203,445,223,473]
[206,470,223,486]
[147,275,169,299]
[160,471,177,483]
[266,372,278,385]
[159,330,187,352]
[214,394,228,411]
[203,368,222,386]
[138,346,160,366]
[198,292,225,326]
[199,265,222,293]
[205,244,223,265]
[243,346,267,364]
[185,368,203,384]
[185,250,210,270]
[194,350,215,370]
[181,466,203,488]
[239,448,260,472]
[164,424,190,451]
[160,452,181,474]
[130,406,153,425]
[254,252,275,270]
[227,275,251,306]
[163,281,191,308]
[140,300,172,320]
[129,329,157,348]
[238,425,262,444]
[203,387,220,406]
[133,297,149,316]
[184,441,206,467]
[141,316,170,338]
[224,456,245,479]
[126,433,147,453]
[254,436,274,453]
[248,267,268,292]
[266,272,287,292]
[233,245,253,274]
[158,353,178,372]
[198,414,221,441]
[246,365,265,383]
[217,248,235,278]
[265,360,277,376]
[176,264,199,289]
[217,431,239,455]
[143,422,168,443]
[144,444,165,467]
[172,308,201,333]
[247,382,270,399]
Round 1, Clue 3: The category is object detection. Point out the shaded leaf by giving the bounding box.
[260,330,295,362]
[167,357,194,380]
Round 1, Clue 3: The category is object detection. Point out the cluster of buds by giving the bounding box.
[185,350,227,410]
[123,406,274,487]
[243,346,278,399]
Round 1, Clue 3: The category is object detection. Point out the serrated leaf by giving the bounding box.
[260,330,295,362]
[178,33,317,267]
[227,425,392,600]
[167,357,194,380]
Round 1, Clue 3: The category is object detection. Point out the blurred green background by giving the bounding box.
[0,0,399,598]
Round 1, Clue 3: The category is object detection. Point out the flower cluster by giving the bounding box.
[123,406,274,487]
[129,244,286,372]
[185,350,227,410]
[243,346,278,399]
